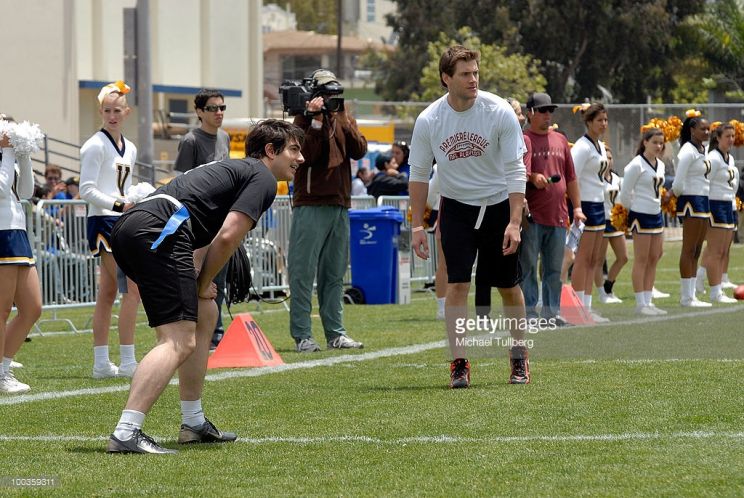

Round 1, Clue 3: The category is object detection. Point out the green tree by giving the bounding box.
[511,0,706,102]
[685,0,744,98]
[285,0,337,34]
[382,0,707,103]
[416,28,546,103]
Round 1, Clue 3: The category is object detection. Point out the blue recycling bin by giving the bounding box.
[348,206,404,304]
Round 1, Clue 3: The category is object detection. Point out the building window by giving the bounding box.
[366,0,375,22]
[168,99,189,124]
[281,55,322,81]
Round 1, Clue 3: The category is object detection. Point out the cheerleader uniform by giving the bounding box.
[619,155,665,235]
[603,171,624,238]
[571,135,609,231]
[672,141,710,219]
[707,148,738,230]
[80,129,137,256]
[0,147,35,266]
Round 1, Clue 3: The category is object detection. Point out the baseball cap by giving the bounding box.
[65,176,79,186]
[312,69,343,95]
[526,93,558,111]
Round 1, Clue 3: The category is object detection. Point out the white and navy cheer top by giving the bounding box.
[571,135,609,203]
[0,147,34,230]
[619,154,665,215]
[80,129,137,217]
[672,141,709,197]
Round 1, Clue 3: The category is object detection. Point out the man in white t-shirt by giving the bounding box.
[409,45,530,388]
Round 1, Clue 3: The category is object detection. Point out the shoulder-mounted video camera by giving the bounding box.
[279,69,345,116]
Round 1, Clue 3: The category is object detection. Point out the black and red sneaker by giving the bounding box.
[449,358,471,389]
[509,346,531,384]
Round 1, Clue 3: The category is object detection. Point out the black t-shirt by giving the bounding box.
[142,158,277,248]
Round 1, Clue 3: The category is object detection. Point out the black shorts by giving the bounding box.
[438,197,521,288]
[110,209,198,328]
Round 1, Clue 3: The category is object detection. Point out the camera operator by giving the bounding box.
[288,69,368,353]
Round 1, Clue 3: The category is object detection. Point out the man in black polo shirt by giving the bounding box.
[106,119,304,454]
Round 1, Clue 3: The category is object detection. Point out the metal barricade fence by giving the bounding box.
[24,195,438,328]
[377,195,438,285]
[33,200,98,309]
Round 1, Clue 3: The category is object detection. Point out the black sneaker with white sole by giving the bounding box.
[107,429,177,454]
[178,418,237,444]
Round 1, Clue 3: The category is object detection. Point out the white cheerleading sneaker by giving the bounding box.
[92,362,119,379]
[711,293,737,304]
[652,287,670,299]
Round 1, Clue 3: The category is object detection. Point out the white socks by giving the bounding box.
[582,293,592,311]
[635,292,646,307]
[643,291,653,307]
[120,344,136,366]
[437,297,446,314]
[680,278,695,301]
[696,267,706,282]
[95,345,136,367]
[93,345,110,368]
[710,284,722,299]
[113,409,145,440]
[2,357,12,374]
[181,399,206,427]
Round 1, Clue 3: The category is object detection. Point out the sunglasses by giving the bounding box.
[535,107,555,114]
[46,176,60,181]
[202,104,227,112]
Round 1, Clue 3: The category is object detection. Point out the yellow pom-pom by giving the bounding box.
[660,188,677,216]
[572,103,591,114]
[730,119,744,147]
[610,204,628,231]
[737,197,743,212]
[407,205,433,228]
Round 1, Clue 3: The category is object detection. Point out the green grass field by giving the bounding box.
[2,240,744,496]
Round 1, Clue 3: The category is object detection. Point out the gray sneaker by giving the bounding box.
[178,418,237,444]
[296,338,321,353]
[327,335,364,349]
[107,429,177,454]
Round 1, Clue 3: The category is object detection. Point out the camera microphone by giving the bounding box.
[527,174,562,188]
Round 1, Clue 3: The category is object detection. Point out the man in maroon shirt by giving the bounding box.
[520,93,585,322]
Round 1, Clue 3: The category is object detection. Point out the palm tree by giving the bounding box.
[686,0,744,94]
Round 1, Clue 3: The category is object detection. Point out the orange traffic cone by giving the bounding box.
[560,285,595,325]
[207,313,285,368]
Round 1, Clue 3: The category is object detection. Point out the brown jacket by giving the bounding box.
[292,113,367,208]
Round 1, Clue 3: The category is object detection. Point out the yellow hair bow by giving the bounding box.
[97,80,131,105]
[685,109,702,118]
[572,103,591,114]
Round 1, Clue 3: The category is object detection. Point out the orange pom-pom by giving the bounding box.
[661,188,677,216]
[407,205,433,229]
[610,204,628,231]
[730,119,744,147]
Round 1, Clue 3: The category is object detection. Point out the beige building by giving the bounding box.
[0,0,264,175]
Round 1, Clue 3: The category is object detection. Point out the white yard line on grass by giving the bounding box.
[0,431,743,445]
[0,340,446,406]
[4,304,742,407]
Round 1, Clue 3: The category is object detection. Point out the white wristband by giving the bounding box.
[412,226,425,233]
